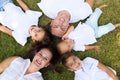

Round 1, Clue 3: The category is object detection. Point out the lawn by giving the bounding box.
[0,0,120,80]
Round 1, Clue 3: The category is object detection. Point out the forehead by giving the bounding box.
[39,48,53,59]
[66,56,77,64]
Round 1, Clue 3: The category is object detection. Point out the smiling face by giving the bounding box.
[31,48,53,70]
[50,10,71,37]
[65,55,82,71]
[29,26,45,42]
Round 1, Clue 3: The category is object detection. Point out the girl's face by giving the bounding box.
[31,48,53,70]
[29,27,45,42]
[65,55,82,71]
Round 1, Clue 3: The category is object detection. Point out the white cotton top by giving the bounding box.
[74,57,115,80]
[0,3,42,46]
[0,57,44,80]
[68,22,97,51]
[37,0,92,23]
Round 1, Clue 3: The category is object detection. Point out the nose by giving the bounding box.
[39,57,43,62]
[73,63,78,68]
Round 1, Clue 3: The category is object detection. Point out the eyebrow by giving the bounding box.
[40,50,50,60]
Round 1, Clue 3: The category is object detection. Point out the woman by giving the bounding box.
[0,43,59,80]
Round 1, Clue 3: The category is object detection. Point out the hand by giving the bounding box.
[62,34,68,40]
[94,46,100,52]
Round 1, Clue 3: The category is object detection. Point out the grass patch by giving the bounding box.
[0,0,120,79]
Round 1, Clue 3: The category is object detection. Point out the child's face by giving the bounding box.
[57,39,74,54]
[65,55,82,71]
[29,27,45,42]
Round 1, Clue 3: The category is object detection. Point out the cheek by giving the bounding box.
[42,62,49,67]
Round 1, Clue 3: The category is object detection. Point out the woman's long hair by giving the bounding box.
[24,42,61,73]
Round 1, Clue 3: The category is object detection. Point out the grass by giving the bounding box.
[0,0,120,79]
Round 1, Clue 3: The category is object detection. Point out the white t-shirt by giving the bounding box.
[0,3,42,46]
[68,23,97,51]
[0,57,43,80]
[74,57,115,80]
[37,0,92,23]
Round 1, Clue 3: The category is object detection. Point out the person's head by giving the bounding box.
[50,10,71,37]
[57,39,74,54]
[29,25,46,42]
[25,42,59,71]
[62,53,82,71]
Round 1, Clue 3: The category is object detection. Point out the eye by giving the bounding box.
[69,63,74,67]
[38,51,49,62]
[38,51,42,55]
[43,57,48,61]
[52,25,58,28]
[73,57,77,61]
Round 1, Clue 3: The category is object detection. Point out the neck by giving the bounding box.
[25,64,38,75]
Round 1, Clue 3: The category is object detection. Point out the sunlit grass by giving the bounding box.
[0,0,120,79]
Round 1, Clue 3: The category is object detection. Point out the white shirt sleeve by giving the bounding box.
[26,10,42,18]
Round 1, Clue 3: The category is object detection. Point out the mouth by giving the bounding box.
[35,59,41,67]
[76,62,81,69]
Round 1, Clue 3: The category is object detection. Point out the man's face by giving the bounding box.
[50,11,70,37]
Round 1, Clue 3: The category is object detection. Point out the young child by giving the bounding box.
[0,0,45,46]
[62,53,119,80]
[57,4,120,54]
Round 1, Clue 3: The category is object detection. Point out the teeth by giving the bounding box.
[36,59,41,66]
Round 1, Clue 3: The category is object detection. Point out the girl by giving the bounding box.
[0,0,45,46]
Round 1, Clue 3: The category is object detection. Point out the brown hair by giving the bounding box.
[61,52,75,68]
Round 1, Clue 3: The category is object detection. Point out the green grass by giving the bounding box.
[0,0,120,79]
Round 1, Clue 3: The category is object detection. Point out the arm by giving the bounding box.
[98,62,118,80]
[0,56,18,73]
[85,0,95,8]
[16,0,30,11]
[85,45,100,52]
[0,25,13,36]
[62,25,74,40]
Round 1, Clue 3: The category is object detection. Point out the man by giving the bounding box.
[37,0,95,37]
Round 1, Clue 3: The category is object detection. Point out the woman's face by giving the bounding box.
[31,48,53,70]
